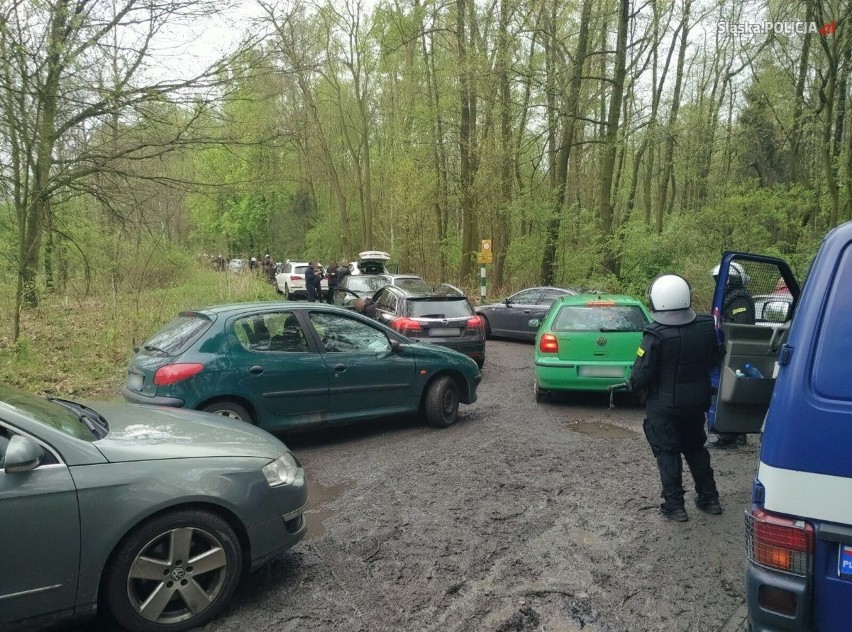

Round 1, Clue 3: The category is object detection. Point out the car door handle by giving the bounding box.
[334,363,347,372]
[524,310,531,314]
[249,366,264,375]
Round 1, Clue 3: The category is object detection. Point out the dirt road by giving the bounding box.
[198,339,755,631]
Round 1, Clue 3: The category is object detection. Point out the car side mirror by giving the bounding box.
[4,435,45,473]
[390,339,402,353]
[528,318,541,330]
[504,298,512,307]
[763,301,790,323]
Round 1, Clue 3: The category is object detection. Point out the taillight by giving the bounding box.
[746,507,813,576]
[290,275,301,281]
[392,317,423,334]
[153,363,204,386]
[466,316,483,328]
[539,334,558,353]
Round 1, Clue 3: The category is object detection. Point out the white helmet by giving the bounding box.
[710,262,750,285]
[646,274,696,325]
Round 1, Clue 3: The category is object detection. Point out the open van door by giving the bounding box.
[709,253,800,434]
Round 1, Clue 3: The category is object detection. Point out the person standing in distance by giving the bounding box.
[706,262,755,449]
[628,274,725,522]
[304,261,317,302]
[326,261,339,304]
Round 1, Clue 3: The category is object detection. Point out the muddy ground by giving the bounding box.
[72,339,755,632]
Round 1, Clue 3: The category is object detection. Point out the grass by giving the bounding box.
[0,268,279,399]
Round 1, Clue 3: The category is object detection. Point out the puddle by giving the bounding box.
[566,421,637,439]
[304,479,354,540]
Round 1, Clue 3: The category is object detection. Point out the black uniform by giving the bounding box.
[629,314,725,517]
[722,284,755,325]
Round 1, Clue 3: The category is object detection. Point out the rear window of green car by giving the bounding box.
[552,305,648,332]
[142,315,212,357]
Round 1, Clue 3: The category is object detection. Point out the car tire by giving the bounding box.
[534,379,549,404]
[284,284,291,300]
[424,375,459,428]
[481,316,492,339]
[105,509,243,632]
[475,357,485,369]
[201,400,253,424]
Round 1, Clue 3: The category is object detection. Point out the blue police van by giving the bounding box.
[711,220,852,631]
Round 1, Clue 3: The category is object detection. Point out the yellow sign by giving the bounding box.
[481,239,492,251]
[477,251,492,264]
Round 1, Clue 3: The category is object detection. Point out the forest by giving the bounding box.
[2,0,850,344]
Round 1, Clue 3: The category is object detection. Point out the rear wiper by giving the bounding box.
[47,398,109,439]
[420,314,446,319]
[143,344,169,354]
[599,328,626,332]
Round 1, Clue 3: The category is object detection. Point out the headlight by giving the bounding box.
[262,453,299,487]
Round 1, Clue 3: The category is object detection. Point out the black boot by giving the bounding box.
[694,495,723,515]
[660,503,689,522]
[706,433,738,449]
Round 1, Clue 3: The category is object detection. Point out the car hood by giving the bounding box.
[90,402,287,463]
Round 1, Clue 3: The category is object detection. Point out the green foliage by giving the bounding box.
[0,266,279,398]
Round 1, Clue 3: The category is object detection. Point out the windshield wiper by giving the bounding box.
[47,398,109,439]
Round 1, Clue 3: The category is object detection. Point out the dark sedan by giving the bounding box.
[0,385,306,632]
[476,286,579,341]
[367,285,486,368]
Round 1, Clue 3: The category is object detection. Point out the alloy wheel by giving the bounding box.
[126,526,229,625]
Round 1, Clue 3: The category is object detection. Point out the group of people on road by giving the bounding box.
[628,263,759,523]
[304,260,352,303]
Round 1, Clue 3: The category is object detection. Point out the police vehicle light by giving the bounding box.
[746,507,813,577]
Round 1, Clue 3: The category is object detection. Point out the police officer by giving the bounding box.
[304,261,317,302]
[628,274,725,522]
[706,262,755,449]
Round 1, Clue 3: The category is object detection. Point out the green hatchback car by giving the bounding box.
[124,302,482,430]
[532,294,652,401]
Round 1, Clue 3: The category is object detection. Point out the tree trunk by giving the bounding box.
[657,0,691,233]
[539,0,592,284]
[458,0,476,280]
[790,0,813,185]
[494,0,513,289]
[598,0,629,275]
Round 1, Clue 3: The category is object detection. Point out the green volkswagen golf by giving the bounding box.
[532,294,652,401]
[124,302,482,430]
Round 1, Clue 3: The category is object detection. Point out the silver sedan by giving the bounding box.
[0,385,307,632]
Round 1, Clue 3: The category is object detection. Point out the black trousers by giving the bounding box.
[643,405,718,510]
[326,284,337,304]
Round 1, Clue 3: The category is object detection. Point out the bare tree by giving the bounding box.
[0,0,243,340]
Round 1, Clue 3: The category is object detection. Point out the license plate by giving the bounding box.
[127,373,144,391]
[577,365,624,378]
[839,545,852,577]
[429,327,461,337]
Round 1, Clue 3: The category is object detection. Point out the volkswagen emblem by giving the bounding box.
[170,567,186,581]
[442,319,449,325]
[596,336,607,347]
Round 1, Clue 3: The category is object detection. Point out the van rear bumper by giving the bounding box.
[746,562,809,631]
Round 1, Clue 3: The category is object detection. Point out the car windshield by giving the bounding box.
[552,304,649,332]
[142,314,212,357]
[407,298,473,318]
[346,276,389,293]
[0,385,97,441]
